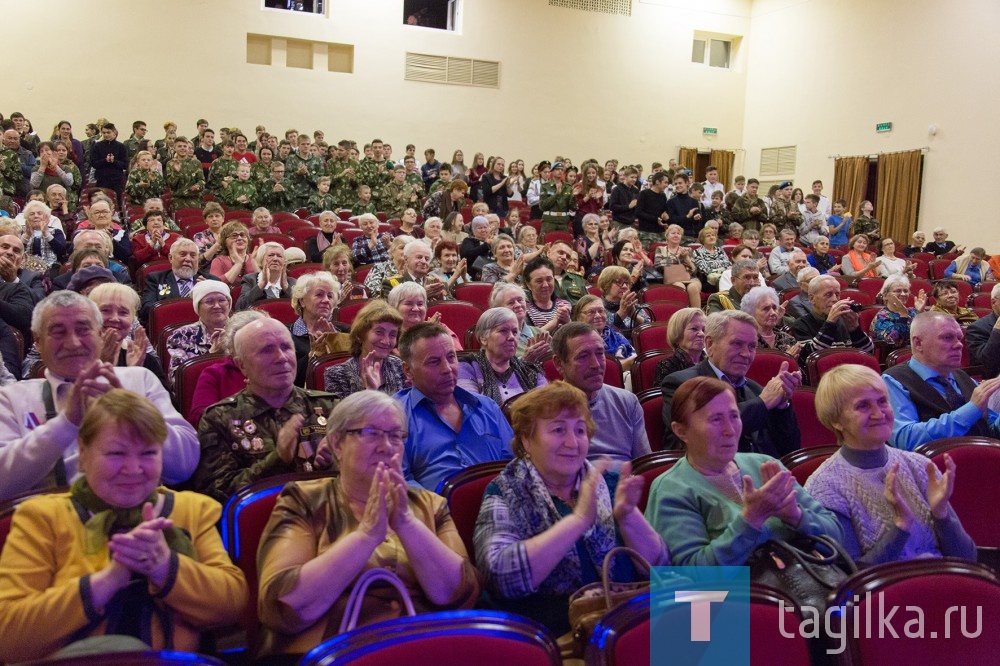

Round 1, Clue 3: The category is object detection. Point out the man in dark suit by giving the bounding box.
[0,234,45,303]
[234,241,297,311]
[772,250,808,292]
[53,230,131,290]
[660,310,802,454]
[140,238,220,321]
[967,283,1000,380]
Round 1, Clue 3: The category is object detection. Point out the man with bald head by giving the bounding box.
[790,274,874,365]
[0,234,45,303]
[193,317,337,503]
[52,230,131,289]
[772,249,809,292]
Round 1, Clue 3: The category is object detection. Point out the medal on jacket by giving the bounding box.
[313,406,327,427]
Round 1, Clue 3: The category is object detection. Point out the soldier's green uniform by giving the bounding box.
[356,158,391,205]
[192,387,338,504]
[208,156,240,194]
[769,198,802,235]
[351,199,378,217]
[221,179,259,211]
[58,158,83,212]
[306,192,337,215]
[555,271,588,306]
[326,157,359,208]
[251,161,275,187]
[261,178,295,212]
[539,181,575,234]
[123,135,142,161]
[165,156,206,211]
[427,179,448,197]
[124,167,166,205]
[851,215,881,241]
[0,147,21,197]
[380,180,421,219]
[285,152,324,208]
[731,194,768,231]
[404,172,426,197]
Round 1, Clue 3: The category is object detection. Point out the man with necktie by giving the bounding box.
[139,238,220,322]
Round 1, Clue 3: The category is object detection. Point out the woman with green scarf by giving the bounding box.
[0,390,247,663]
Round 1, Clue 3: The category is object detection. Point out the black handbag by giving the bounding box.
[747,535,856,611]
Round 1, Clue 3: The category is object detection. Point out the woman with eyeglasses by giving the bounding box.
[209,221,257,286]
[257,391,479,659]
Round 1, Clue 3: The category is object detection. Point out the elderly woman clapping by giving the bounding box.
[324,300,406,399]
[458,307,546,407]
[740,286,801,355]
[474,381,667,635]
[805,365,975,566]
[165,280,232,381]
[871,274,926,346]
[257,391,479,658]
[89,282,166,385]
[0,391,247,662]
[645,376,841,566]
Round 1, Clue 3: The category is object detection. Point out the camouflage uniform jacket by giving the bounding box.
[165,156,206,209]
[0,147,21,196]
[208,156,240,193]
[261,179,296,212]
[125,167,166,205]
[769,198,802,234]
[59,159,83,211]
[427,179,448,197]
[306,192,337,215]
[193,386,338,504]
[285,152,325,207]
[325,157,359,208]
[356,158,391,203]
[852,215,881,240]
[251,161,275,187]
[221,179,259,211]
[731,194,768,230]
[404,172,426,197]
[380,180,421,219]
[351,200,378,217]
[123,135,142,161]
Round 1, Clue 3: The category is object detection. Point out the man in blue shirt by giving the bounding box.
[395,321,513,491]
[943,247,992,286]
[883,312,1000,451]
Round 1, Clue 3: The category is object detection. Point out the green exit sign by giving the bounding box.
[703,127,718,135]
[876,122,893,133]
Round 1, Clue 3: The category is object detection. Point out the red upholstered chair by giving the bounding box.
[250,298,297,326]
[287,262,326,279]
[173,353,224,424]
[915,437,1000,552]
[908,258,929,278]
[305,352,352,390]
[749,585,813,666]
[631,449,683,512]
[790,386,837,448]
[780,445,839,486]
[340,228,364,246]
[289,226,321,248]
[978,280,998,293]
[337,209,352,221]
[910,252,936,263]
[221,471,337,650]
[224,210,252,221]
[855,277,886,302]
[746,348,799,387]
[640,284,689,305]
[929,258,953,280]
[426,301,483,341]
[250,232,295,250]
[805,347,881,386]
[840,288,875,307]
[541,354,624,389]
[643,301,684,324]
[631,351,670,394]
[857,306,880,336]
[34,651,226,665]
[147,297,198,348]
[437,460,508,561]
[949,279,974,305]
[585,592,651,666]
[354,264,373,283]
[453,282,494,310]
[631,322,671,355]
[885,346,913,368]
[334,300,368,325]
[135,258,172,289]
[909,277,934,296]
[780,287,800,303]
[271,211,301,223]
[302,610,561,666]
[829,559,1000,666]
[637,390,667,454]
[182,221,209,238]
[542,230,573,245]
[276,218,313,233]
[972,293,992,308]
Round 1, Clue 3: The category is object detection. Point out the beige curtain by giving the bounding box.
[876,150,923,245]
[678,147,698,172]
[833,156,868,220]
[710,150,735,190]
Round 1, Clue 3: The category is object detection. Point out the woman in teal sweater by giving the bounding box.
[645,376,841,566]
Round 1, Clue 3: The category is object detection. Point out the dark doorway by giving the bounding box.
[404,0,450,29]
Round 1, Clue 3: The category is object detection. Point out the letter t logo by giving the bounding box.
[675,591,729,641]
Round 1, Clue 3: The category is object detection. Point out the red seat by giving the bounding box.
[173,353,225,424]
[858,305,881,335]
[542,354,624,389]
[977,280,998,293]
[135,258,172,288]
[453,282,494,310]
[829,559,1000,666]
[337,209,352,221]
[293,207,311,219]
[437,461,508,561]
[643,301,684,324]
[639,284,689,305]
[221,471,337,652]
[585,592,651,666]
[637,390,667,454]
[251,232,295,250]
[780,287,799,303]
[748,585,813,666]
[929,258,951,280]
[790,386,837,448]
[426,301,483,341]
[287,262,326,279]
[915,437,1000,549]
[746,348,799,387]
[271,211,302,223]
[972,293,992,308]
[854,277,886,302]
[334,300,369,326]
[631,449,683,512]
[632,322,672,355]
[289,226,321,247]
[305,352,352,390]
[805,347,881,386]
[780,445,839,486]
[250,298,297,325]
[147,297,198,349]
[182,221,209,238]
[542,230,574,246]
[908,258,929,278]
[224,209,252,220]
[302,610,561,666]
[375,211,387,222]
[910,252,936,263]
[631,351,670,394]
[276,218,313,233]
[884,346,913,367]
[840,288,875,307]
[340,228,364,246]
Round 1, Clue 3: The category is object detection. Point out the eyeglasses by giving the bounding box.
[229,233,248,239]
[346,427,408,444]
[613,278,631,287]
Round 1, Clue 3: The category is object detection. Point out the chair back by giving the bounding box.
[250,298,297,325]
[805,347,881,386]
[643,301,684,324]
[426,301,483,342]
[640,284,689,304]
[746,349,799,387]
[840,288,875,307]
[637,390,667,454]
[790,387,837,448]
[173,353,225,424]
[302,610,561,666]
[437,461,508,561]
[147,297,198,347]
[929,258,952,280]
[251,232,295,250]
[748,585,813,666]
[136,259,172,289]
[453,282,494,310]
[334,300,369,325]
[290,227,321,247]
[542,354,624,389]
[631,449,684,512]
[306,352,353,391]
[631,351,669,394]
[288,262,326,279]
[631,322,672,355]
[585,592,651,666]
[885,346,913,367]
[779,445,839,486]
